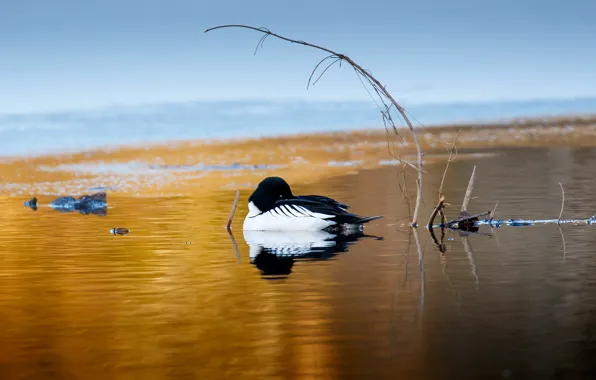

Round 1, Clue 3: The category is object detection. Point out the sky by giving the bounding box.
[1,0,595,115]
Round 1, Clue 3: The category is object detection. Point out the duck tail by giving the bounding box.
[356,215,383,224]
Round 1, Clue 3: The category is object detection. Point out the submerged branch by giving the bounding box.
[428,215,596,230]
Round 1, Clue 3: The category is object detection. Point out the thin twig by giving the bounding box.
[438,129,462,197]
[489,200,499,222]
[312,58,342,87]
[254,33,270,55]
[385,157,424,172]
[205,24,424,227]
[461,165,477,213]
[558,182,565,224]
[226,190,240,231]
[307,54,338,89]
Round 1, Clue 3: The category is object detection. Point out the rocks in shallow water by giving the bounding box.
[74,192,107,214]
[25,192,108,215]
[49,196,77,209]
[49,192,107,213]
[78,192,107,204]
[24,197,38,211]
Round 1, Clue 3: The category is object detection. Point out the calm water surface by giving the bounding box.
[2,147,596,379]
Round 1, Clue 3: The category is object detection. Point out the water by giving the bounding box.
[2,146,596,378]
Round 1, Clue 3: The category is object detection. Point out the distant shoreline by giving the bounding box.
[2,112,596,161]
[1,96,596,157]
[1,113,596,198]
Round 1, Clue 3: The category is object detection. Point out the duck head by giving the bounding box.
[248,177,294,213]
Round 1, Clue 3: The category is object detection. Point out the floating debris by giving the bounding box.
[185,241,192,245]
[430,216,596,230]
[110,228,130,236]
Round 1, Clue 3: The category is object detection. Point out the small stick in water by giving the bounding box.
[461,165,476,213]
[227,190,240,231]
[438,128,462,198]
[489,200,499,223]
[558,182,565,224]
[439,208,446,226]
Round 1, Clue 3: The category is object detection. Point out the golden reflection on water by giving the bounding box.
[0,178,379,379]
[3,147,596,378]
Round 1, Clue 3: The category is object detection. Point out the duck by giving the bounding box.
[242,176,383,231]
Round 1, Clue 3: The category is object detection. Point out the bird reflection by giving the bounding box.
[243,230,382,279]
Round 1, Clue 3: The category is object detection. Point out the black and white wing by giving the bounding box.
[294,195,350,210]
[274,198,381,225]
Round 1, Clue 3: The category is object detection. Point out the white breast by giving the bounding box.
[243,201,336,231]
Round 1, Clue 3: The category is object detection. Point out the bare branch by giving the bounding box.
[226,190,240,231]
[384,157,423,172]
[438,129,462,197]
[254,33,270,55]
[311,58,342,87]
[307,55,337,89]
[490,200,499,221]
[558,182,565,224]
[205,24,424,227]
[461,166,477,213]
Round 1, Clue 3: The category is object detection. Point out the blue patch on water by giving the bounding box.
[1,98,596,157]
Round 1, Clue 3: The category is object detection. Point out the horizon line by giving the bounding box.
[2,95,596,118]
